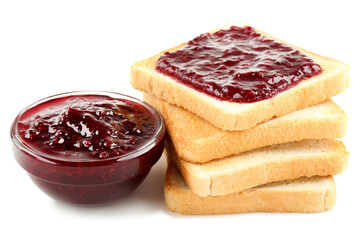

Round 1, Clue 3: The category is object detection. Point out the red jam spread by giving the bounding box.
[12,93,165,204]
[156,26,322,103]
[17,95,158,160]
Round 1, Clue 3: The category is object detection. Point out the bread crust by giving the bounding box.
[166,139,348,197]
[131,21,349,131]
[144,93,348,163]
[164,158,336,215]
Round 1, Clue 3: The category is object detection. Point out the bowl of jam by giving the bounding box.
[11,91,165,205]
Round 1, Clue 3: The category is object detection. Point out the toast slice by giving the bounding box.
[164,160,336,215]
[131,21,349,131]
[166,139,348,197]
[144,93,347,163]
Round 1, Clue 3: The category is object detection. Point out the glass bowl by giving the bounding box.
[11,91,165,205]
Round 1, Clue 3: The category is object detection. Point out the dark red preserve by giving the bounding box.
[156,26,322,103]
[17,95,158,160]
[11,92,165,205]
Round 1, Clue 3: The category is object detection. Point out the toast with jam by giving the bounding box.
[130,21,349,215]
[130,21,348,131]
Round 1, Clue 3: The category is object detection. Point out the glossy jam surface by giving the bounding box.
[156,26,322,103]
[17,95,158,160]
[12,93,165,204]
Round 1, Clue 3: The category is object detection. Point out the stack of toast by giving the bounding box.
[130,21,349,215]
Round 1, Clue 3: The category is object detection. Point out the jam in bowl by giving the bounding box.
[11,91,165,205]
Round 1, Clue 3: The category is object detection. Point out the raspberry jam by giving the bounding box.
[156,26,322,103]
[18,95,158,160]
[11,92,165,205]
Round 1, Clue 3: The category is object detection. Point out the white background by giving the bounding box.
[1,0,358,239]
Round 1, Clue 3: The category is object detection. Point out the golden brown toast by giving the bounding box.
[166,139,348,197]
[144,93,347,163]
[165,156,336,215]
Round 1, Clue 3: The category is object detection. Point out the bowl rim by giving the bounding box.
[10,90,165,164]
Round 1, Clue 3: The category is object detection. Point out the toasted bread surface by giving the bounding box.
[166,139,348,197]
[131,21,349,131]
[164,159,336,215]
[144,93,347,163]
